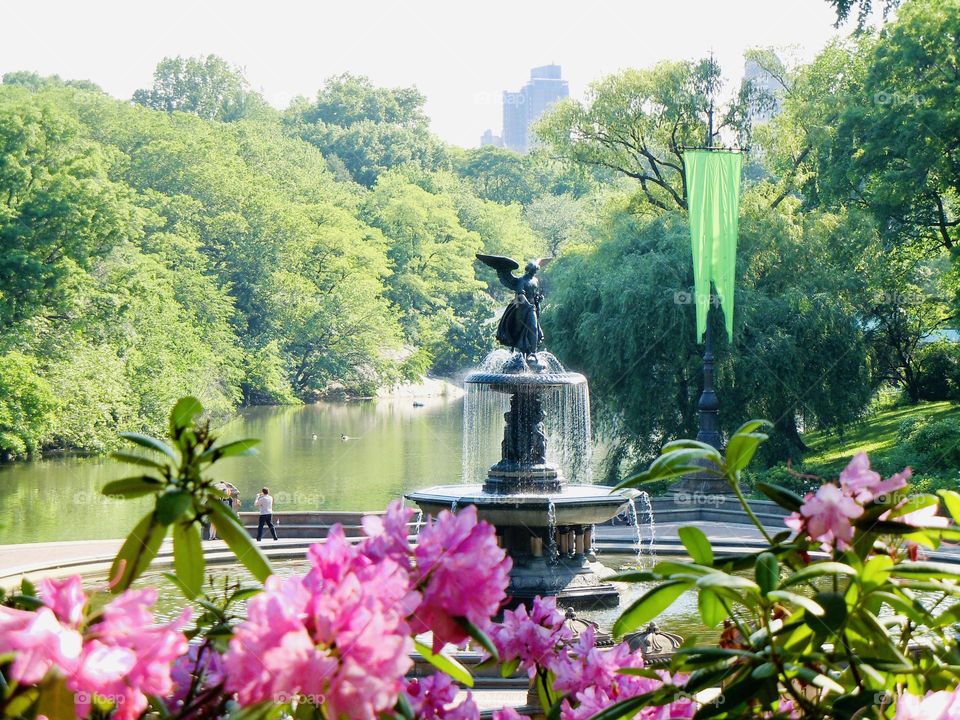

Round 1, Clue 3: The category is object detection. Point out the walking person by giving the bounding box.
[255,487,279,541]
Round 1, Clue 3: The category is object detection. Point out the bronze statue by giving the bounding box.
[477,254,552,359]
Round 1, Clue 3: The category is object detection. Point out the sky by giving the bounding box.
[2,0,851,147]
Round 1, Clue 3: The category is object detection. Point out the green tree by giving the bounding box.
[545,194,872,471]
[284,74,445,186]
[451,146,541,205]
[536,57,753,213]
[132,55,266,122]
[0,351,55,459]
[0,89,135,330]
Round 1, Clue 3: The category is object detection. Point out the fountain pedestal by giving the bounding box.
[406,352,629,610]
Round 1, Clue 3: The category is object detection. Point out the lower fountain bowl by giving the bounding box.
[405,484,630,527]
[405,484,631,609]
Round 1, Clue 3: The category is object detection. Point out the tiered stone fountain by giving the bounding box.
[407,255,629,609]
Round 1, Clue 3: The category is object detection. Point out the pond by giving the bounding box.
[0,397,481,545]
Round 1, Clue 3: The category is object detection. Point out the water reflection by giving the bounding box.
[0,398,465,544]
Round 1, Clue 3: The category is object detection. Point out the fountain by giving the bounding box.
[406,254,630,609]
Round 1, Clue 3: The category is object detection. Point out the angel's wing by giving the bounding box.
[476,253,522,292]
[476,254,520,272]
[535,257,554,270]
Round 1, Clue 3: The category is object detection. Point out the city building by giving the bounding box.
[480,129,504,148]
[744,57,783,123]
[501,64,568,153]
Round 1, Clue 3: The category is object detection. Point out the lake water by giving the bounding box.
[0,397,486,545]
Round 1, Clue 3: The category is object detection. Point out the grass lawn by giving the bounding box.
[803,400,960,471]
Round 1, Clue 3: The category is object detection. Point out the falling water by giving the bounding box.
[546,498,558,562]
[636,491,656,556]
[461,350,593,486]
[626,498,644,563]
[588,523,598,557]
[450,499,458,513]
[412,509,424,537]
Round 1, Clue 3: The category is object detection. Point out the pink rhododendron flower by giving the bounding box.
[552,628,646,697]
[39,575,86,627]
[786,483,863,551]
[413,506,512,650]
[404,674,479,720]
[3,607,82,684]
[561,668,693,720]
[225,526,417,720]
[361,499,414,567]
[70,588,191,720]
[493,709,531,720]
[840,453,908,504]
[894,688,960,720]
[492,595,572,676]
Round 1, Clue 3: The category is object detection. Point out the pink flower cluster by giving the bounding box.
[403,673,478,720]
[894,688,960,720]
[0,576,189,720]
[493,596,693,720]
[224,501,511,719]
[785,453,943,552]
[492,595,573,676]
[411,505,512,650]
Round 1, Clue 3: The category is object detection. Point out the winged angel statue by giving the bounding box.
[476,254,553,360]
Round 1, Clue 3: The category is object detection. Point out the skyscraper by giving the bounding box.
[501,64,568,153]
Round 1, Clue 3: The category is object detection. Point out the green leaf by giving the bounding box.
[157,490,193,525]
[500,657,521,678]
[102,475,163,498]
[695,573,760,594]
[679,526,714,566]
[207,500,273,582]
[725,432,768,473]
[454,616,499,661]
[767,590,824,616]
[613,580,690,637]
[892,561,960,579]
[938,490,960,524]
[780,562,856,588]
[229,587,263,604]
[607,570,661,583]
[698,589,727,627]
[755,481,804,513]
[617,447,722,489]
[201,438,261,462]
[109,451,169,471]
[805,591,847,635]
[36,675,78,719]
[109,511,167,592]
[755,552,779,595]
[120,432,178,463]
[173,521,204,598]
[170,396,204,435]
[414,639,474,687]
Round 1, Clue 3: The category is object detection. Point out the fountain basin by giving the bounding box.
[406,484,629,527]
[406,484,631,609]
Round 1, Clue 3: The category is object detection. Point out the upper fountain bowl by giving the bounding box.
[465,350,586,391]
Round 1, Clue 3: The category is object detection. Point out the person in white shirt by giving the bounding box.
[255,487,278,541]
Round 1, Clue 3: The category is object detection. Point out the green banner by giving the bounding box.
[683,150,743,343]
